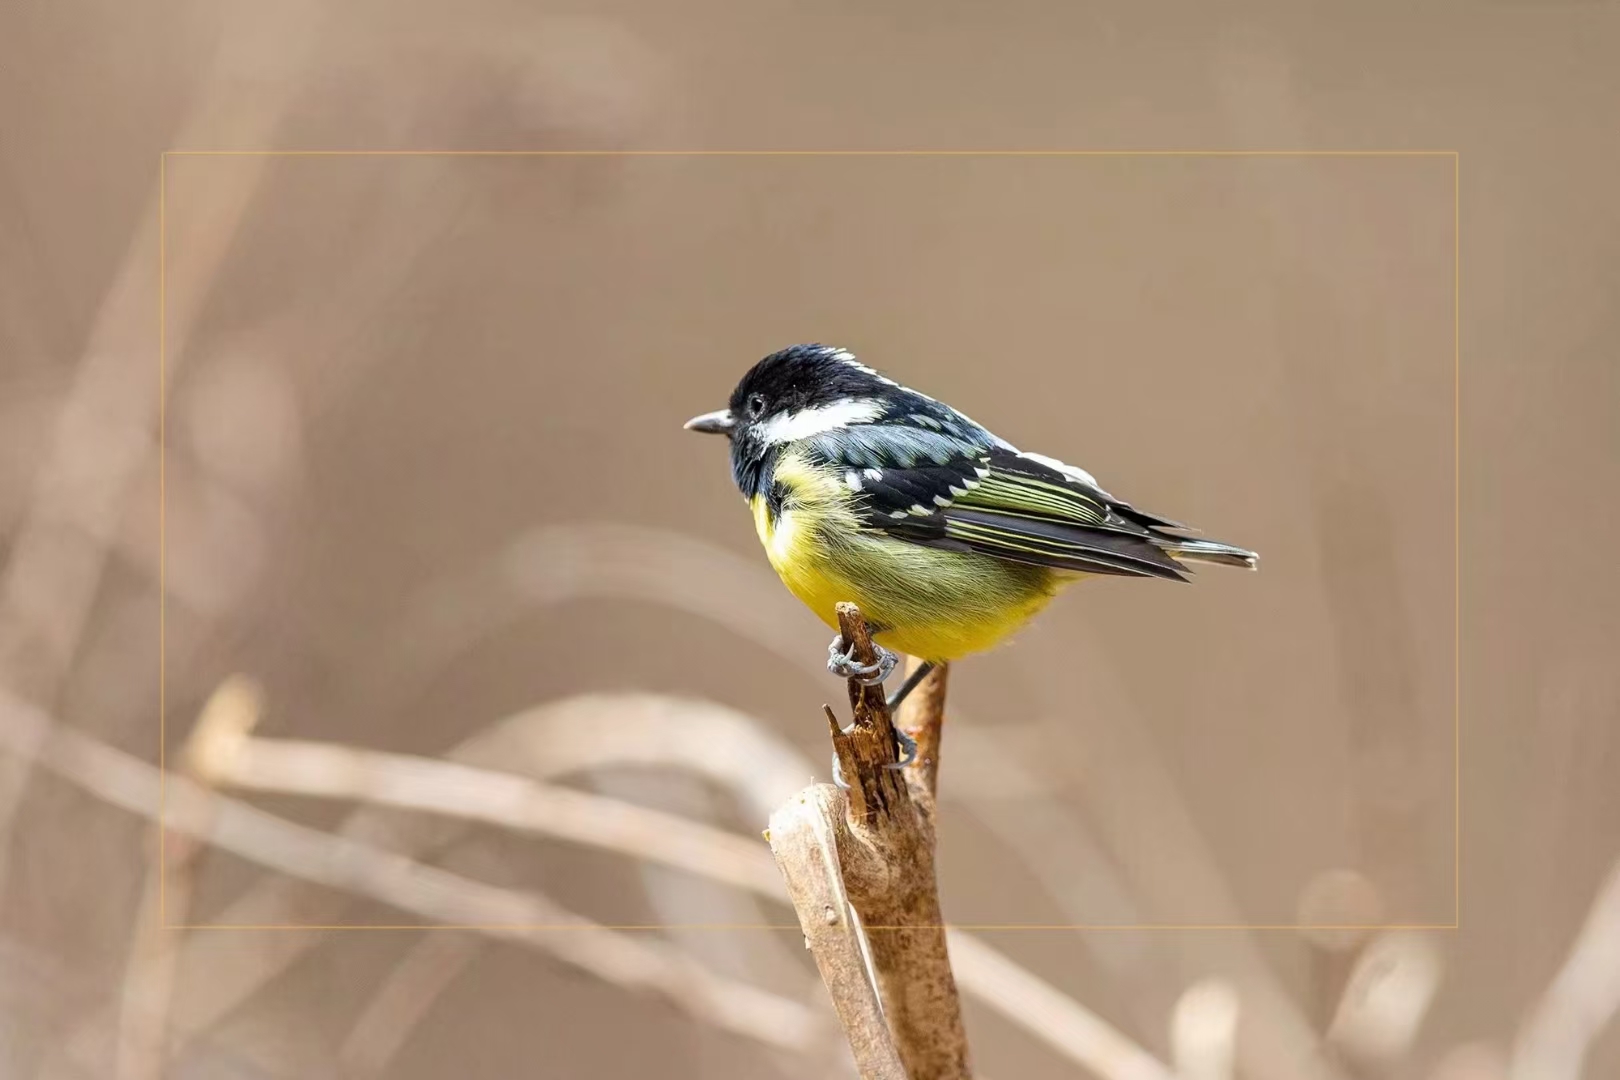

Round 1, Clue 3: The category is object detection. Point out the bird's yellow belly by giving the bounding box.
[751,496,1063,663]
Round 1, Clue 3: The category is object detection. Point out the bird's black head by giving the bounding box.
[726,343,896,422]
[684,343,899,496]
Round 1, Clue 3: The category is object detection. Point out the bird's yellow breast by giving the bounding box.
[750,452,857,624]
[749,451,1066,661]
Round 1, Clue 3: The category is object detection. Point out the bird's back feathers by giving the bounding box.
[804,415,1258,581]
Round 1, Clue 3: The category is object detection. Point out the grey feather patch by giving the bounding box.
[806,425,986,473]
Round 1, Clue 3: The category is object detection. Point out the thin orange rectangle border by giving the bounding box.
[157,148,1464,932]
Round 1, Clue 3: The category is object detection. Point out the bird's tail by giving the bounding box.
[1162,536,1260,571]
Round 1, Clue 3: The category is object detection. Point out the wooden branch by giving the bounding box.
[202,654,963,1075]
[769,786,906,1080]
[775,603,972,1079]
[829,605,911,825]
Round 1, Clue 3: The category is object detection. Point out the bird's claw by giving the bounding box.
[827,635,899,686]
[889,727,918,769]
[830,727,918,789]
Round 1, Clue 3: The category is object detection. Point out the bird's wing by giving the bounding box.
[804,421,1191,580]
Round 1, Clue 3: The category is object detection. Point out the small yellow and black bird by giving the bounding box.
[686,343,1258,717]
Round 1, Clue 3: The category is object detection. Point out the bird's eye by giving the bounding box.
[746,393,767,419]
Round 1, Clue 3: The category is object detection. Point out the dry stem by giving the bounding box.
[0,687,819,1054]
[157,693,806,1050]
[115,676,264,1080]
[774,603,971,1079]
[1172,978,1240,1080]
[192,724,784,898]
[947,932,1175,1080]
[338,931,483,1077]
[1511,857,1620,1080]
[895,656,949,822]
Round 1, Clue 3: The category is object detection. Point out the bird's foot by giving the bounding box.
[891,726,919,768]
[827,634,899,686]
[830,727,918,789]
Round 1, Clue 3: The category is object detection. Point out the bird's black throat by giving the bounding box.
[730,437,780,507]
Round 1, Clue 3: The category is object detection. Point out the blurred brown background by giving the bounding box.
[1,1,1617,1078]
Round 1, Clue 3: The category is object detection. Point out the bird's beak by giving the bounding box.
[684,409,736,436]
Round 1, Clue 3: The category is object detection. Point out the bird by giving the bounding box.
[685,343,1258,719]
